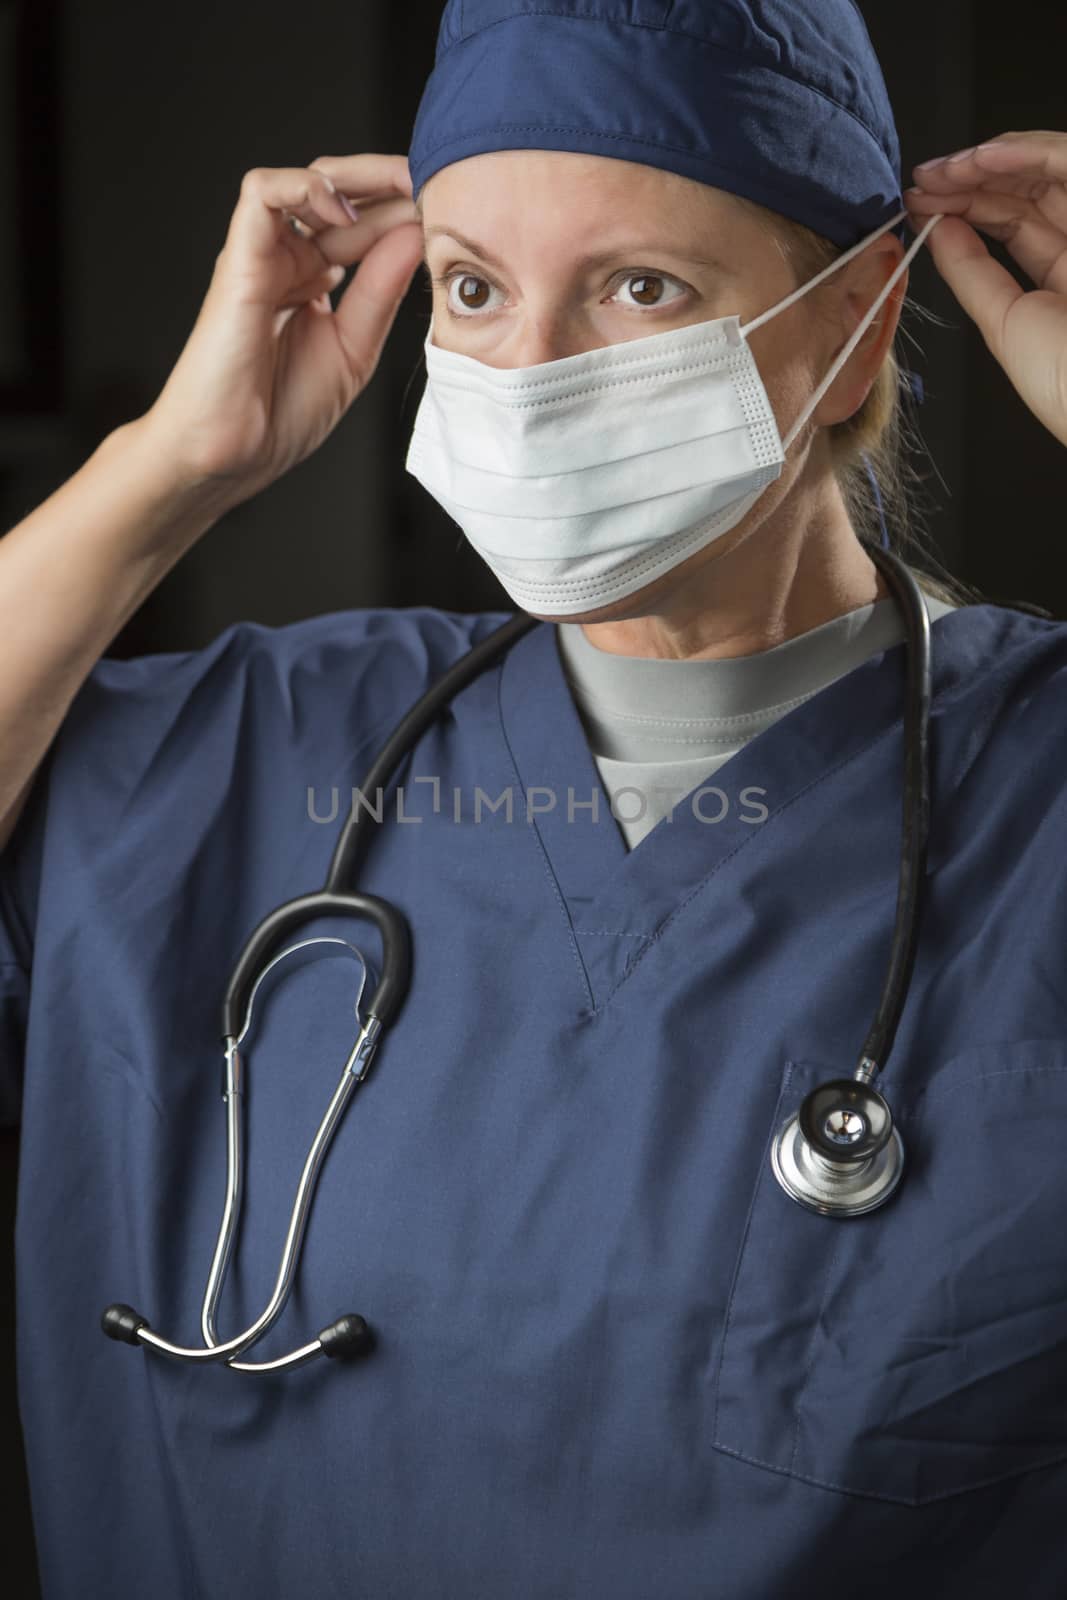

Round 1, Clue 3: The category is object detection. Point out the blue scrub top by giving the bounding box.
[4,599,1067,1598]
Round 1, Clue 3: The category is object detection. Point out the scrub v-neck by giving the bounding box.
[496,603,975,1012]
[553,592,957,847]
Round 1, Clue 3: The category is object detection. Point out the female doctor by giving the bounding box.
[3,1,1067,1595]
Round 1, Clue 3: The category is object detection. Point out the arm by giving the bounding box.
[0,150,423,855]
[0,421,229,853]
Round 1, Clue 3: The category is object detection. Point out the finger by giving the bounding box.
[307,152,413,202]
[226,166,359,264]
[277,262,347,311]
[908,140,1067,245]
[907,177,1067,241]
[274,175,354,235]
[905,186,1067,293]
[272,266,348,337]
[911,153,1047,204]
[919,215,1029,369]
[298,289,337,319]
[331,221,425,390]
[968,131,1067,185]
[291,195,420,269]
[911,135,1067,205]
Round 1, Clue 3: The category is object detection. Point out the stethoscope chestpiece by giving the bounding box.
[770,1078,905,1218]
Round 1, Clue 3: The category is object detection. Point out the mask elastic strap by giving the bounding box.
[741,209,913,338]
[740,208,944,453]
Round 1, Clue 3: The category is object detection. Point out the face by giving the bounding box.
[417,149,905,623]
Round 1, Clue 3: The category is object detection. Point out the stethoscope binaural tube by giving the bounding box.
[102,611,538,1373]
[769,541,931,1217]
[103,935,391,1371]
[101,556,928,1377]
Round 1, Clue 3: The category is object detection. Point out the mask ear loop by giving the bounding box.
[740,209,944,454]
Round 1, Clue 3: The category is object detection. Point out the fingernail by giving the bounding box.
[339,194,360,223]
[916,146,976,170]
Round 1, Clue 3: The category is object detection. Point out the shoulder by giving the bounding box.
[75,604,516,733]
[46,604,516,811]
[927,602,1067,828]
[58,601,522,812]
[2,604,516,940]
[933,601,1067,709]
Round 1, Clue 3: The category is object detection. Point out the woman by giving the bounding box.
[3,0,1067,1594]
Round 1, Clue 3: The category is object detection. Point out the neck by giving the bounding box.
[575,460,892,662]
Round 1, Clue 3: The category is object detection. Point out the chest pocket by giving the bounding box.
[710,1040,1067,1506]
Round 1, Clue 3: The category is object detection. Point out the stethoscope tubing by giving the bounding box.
[855,541,932,1076]
[102,546,931,1368]
[102,613,538,1371]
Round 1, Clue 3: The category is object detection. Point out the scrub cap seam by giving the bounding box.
[415,121,893,200]
[429,13,893,159]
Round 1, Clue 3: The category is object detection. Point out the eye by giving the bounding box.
[609,271,687,310]
[436,270,505,318]
[429,265,690,319]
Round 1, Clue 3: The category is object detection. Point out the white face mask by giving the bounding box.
[405,208,939,617]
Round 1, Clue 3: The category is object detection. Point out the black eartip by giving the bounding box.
[319,1313,375,1361]
[101,1304,150,1345]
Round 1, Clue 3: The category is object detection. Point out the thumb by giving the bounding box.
[333,221,425,386]
[923,213,1022,369]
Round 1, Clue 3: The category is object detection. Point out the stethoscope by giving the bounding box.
[101,540,931,1374]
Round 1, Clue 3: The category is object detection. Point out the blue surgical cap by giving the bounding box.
[407,0,906,251]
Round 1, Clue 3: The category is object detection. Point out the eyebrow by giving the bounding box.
[420,225,732,276]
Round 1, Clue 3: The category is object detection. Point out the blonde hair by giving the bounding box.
[732,194,986,608]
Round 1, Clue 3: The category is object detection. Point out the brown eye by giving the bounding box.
[613,271,686,311]
[456,274,491,310]
[628,274,665,306]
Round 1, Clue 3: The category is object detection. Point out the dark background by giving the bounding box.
[1,1,1064,1590]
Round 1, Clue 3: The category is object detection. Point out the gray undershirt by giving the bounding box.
[556,587,958,848]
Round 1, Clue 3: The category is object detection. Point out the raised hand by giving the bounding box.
[138,154,424,507]
[905,131,1067,449]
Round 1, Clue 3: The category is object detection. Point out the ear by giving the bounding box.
[811,237,907,428]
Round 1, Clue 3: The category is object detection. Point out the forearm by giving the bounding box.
[0,416,234,853]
